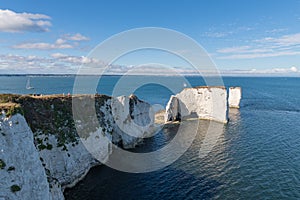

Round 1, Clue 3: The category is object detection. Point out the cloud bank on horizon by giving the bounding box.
[0,1,300,76]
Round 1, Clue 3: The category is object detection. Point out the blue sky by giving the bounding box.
[1,0,300,75]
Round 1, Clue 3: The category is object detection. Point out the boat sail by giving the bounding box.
[26,78,34,90]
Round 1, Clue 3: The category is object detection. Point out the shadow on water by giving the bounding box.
[2,76,299,199]
[64,165,222,200]
[64,119,227,200]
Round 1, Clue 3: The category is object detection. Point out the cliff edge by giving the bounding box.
[0,94,155,200]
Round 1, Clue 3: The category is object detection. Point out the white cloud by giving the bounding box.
[50,53,67,58]
[12,33,89,50]
[55,38,66,45]
[218,51,300,59]
[217,46,251,53]
[217,33,300,59]
[270,67,298,73]
[202,26,254,39]
[0,53,210,75]
[0,53,299,76]
[221,67,299,76]
[63,33,89,41]
[0,54,57,74]
[0,53,104,74]
[0,9,51,32]
[218,46,274,54]
[12,41,73,50]
[265,28,288,33]
[50,53,102,65]
[237,26,254,31]
[203,32,229,38]
[290,66,298,72]
[258,33,300,47]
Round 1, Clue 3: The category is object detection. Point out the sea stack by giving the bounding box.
[228,87,242,108]
[165,86,228,123]
[165,95,180,122]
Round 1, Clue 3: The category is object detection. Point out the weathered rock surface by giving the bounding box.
[0,114,51,200]
[165,86,228,123]
[228,87,242,108]
[165,95,181,123]
[0,94,155,200]
[111,94,156,148]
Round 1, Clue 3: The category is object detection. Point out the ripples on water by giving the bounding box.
[1,76,299,199]
[64,77,300,200]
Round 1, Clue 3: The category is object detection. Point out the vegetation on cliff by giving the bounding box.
[0,94,111,150]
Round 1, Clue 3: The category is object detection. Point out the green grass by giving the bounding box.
[1,94,113,151]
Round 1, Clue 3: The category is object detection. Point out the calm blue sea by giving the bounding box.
[1,75,300,199]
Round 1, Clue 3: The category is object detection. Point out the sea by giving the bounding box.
[1,75,300,200]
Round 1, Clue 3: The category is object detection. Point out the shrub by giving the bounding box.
[38,144,47,151]
[46,144,53,150]
[7,166,15,171]
[10,184,21,193]
[0,159,6,169]
[6,106,24,117]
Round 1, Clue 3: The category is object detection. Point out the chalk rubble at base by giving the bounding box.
[228,87,242,108]
[165,86,242,123]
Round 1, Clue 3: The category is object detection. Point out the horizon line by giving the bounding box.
[0,73,299,77]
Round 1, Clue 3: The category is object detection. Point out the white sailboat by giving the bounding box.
[26,77,34,90]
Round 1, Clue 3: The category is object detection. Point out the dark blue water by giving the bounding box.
[0,75,179,106]
[1,76,300,199]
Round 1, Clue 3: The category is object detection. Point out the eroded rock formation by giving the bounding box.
[0,94,155,200]
[0,114,53,200]
[165,86,228,123]
[228,87,242,108]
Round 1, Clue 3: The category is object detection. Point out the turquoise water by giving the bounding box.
[1,76,300,199]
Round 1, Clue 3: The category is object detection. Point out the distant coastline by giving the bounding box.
[0,73,299,77]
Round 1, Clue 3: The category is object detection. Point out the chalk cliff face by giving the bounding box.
[0,114,52,200]
[228,87,242,108]
[165,95,180,122]
[165,87,228,123]
[110,94,155,148]
[0,94,155,200]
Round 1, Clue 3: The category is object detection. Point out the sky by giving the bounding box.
[1,0,300,75]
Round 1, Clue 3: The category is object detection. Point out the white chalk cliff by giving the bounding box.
[228,87,242,108]
[110,94,156,148]
[0,94,155,200]
[165,86,228,123]
[0,114,53,200]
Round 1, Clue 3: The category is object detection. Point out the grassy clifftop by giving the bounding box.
[0,94,111,150]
